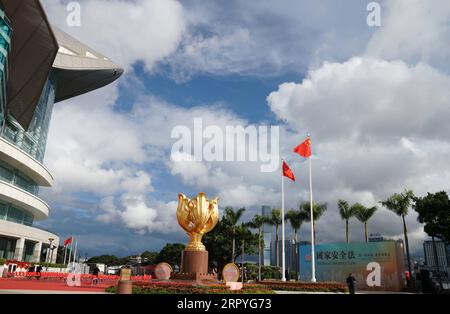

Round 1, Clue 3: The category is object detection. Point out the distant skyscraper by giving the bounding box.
[423,240,449,268]
[261,205,272,266]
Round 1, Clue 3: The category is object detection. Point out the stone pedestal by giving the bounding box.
[172,250,217,281]
[181,250,208,274]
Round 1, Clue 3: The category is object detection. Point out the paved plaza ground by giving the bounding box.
[0,278,111,294]
[0,278,413,294]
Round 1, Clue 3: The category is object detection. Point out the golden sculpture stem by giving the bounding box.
[186,233,206,251]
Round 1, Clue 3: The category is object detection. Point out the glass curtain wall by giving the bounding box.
[1,74,57,162]
[0,7,12,129]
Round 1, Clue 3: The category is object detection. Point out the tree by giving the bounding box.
[299,201,328,242]
[87,255,120,266]
[156,243,185,268]
[203,216,258,276]
[235,223,259,282]
[141,251,159,265]
[338,200,355,244]
[246,214,268,281]
[413,191,450,243]
[224,207,246,262]
[203,216,234,272]
[381,189,415,286]
[353,203,378,243]
[268,209,282,267]
[413,191,450,290]
[285,209,307,279]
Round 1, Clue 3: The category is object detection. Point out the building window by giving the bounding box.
[40,244,49,263]
[0,160,39,195]
[0,201,34,227]
[0,236,16,260]
[22,241,35,262]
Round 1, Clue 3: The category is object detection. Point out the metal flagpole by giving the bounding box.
[72,240,78,268]
[308,138,317,283]
[281,159,286,282]
[67,242,72,271]
[62,245,67,266]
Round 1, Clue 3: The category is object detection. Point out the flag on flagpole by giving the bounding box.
[293,137,312,158]
[293,135,317,282]
[64,236,73,247]
[280,159,296,282]
[282,161,296,182]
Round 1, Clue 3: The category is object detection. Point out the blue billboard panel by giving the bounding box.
[299,242,406,291]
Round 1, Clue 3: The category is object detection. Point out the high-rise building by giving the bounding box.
[423,240,449,268]
[0,0,122,263]
[261,205,272,266]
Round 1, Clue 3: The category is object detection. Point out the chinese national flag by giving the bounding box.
[293,137,312,158]
[64,236,73,246]
[283,161,296,182]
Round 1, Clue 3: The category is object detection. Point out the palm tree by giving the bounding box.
[338,200,355,244]
[224,207,246,262]
[353,203,378,243]
[268,209,282,267]
[299,201,328,242]
[285,209,307,280]
[381,189,415,286]
[235,223,254,283]
[246,214,268,281]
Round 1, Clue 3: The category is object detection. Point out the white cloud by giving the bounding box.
[367,0,450,70]
[268,57,450,141]
[42,0,186,71]
[165,0,374,79]
[266,56,450,253]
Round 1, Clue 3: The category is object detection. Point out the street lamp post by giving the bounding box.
[47,238,54,271]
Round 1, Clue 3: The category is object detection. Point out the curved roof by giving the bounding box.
[2,0,59,130]
[52,27,124,102]
[1,0,123,130]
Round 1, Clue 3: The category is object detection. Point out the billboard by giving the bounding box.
[299,242,406,291]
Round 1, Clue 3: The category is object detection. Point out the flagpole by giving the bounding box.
[281,159,286,282]
[63,244,67,266]
[308,136,317,283]
[73,240,78,268]
[67,242,72,271]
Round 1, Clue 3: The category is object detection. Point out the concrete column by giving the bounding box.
[33,242,42,263]
[45,246,50,263]
[13,238,25,261]
[50,246,58,264]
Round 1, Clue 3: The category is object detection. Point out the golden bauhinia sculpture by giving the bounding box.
[177,192,219,251]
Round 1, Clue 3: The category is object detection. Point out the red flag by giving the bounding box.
[64,236,73,246]
[283,161,296,182]
[293,137,312,158]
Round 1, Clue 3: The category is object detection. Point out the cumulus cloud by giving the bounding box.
[366,0,450,71]
[42,0,186,71]
[165,0,374,79]
[44,75,280,235]
[266,57,450,253]
[268,57,450,141]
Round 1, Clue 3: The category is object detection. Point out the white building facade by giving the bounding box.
[0,0,122,264]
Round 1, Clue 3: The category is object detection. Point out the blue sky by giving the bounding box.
[37,0,450,258]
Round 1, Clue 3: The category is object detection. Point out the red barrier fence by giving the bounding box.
[6,272,151,283]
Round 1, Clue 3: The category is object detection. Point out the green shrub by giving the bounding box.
[106,282,274,294]
[0,258,6,266]
[258,281,348,293]
[31,262,66,268]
